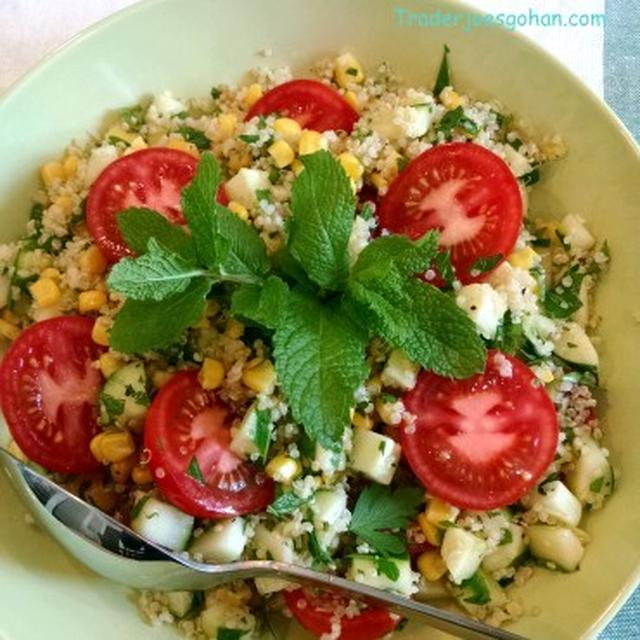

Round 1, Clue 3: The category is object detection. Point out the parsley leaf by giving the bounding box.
[231,275,289,330]
[437,106,479,140]
[178,126,211,151]
[346,235,486,379]
[543,264,585,319]
[470,253,503,276]
[376,556,400,581]
[253,409,273,464]
[110,277,210,353]
[461,571,491,605]
[309,531,333,567]
[217,629,245,640]
[267,492,310,518]
[289,150,355,291]
[349,484,423,556]
[498,528,513,546]
[187,457,206,484]
[107,238,206,301]
[433,44,451,96]
[121,105,145,131]
[489,311,526,355]
[274,289,369,449]
[520,168,540,187]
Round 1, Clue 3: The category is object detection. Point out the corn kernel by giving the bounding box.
[375,398,401,426]
[351,411,373,430]
[80,245,108,275]
[370,172,388,192]
[98,353,123,378]
[54,195,74,215]
[152,370,173,389]
[2,309,20,324]
[338,152,364,182]
[298,130,327,156]
[268,139,295,168]
[78,290,108,314]
[41,162,64,187]
[92,317,111,346]
[225,318,245,339]
[0,318,20,341]
[532,364,555,384]
[417,513,443,546]
[440,87,464,110]
[242,359,276,394]
[131,464,154,485]
[105,124,137,145]
[344,90,360,112]
[417,551,448,582]
[40,267,60,280]
[228,149,252,172]
[335,53,365,88]
[128,136,148,152]
[199,358,226,390]
[167,138,200,158]
[217,113,238,140]
[425,498,459,527]
[110,454,137,484]
[227,200,249,221]
[265,454,301,483]
[273,117,302,146]
[30,278,61,308]
[90,431,136,465]
[63,155,79,179]
[291,159,305,176]
[244,83,264,109]
[508,246,538,271]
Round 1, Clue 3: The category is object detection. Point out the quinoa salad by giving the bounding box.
[0,48,614,640]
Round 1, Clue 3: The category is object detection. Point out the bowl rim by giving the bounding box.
[0,0,638,636]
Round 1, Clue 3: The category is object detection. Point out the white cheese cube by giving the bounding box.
[487,262,538,320]
[311,488,351,549]
[503,144,533,178]
[346,556,419,597]
[559,214,595,252]
[523,313,559,357]
[395,105,432,139]
[189,517,247,563]
[349,427,401,485]
[455,283,507,339]
[529,481,582,527]
[370,105,403,139]
[225,168,270,208]
[151,91,186,118]
[380,349,420,391]
[84,145,118,186]
[441,527,487,584]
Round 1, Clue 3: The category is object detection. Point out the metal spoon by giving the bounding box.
[0,448,525,640]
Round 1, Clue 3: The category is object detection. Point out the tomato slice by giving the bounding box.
[400,351,559,510]
[144,370,274,518]
[245,79,359,132]
[0,316,105,474]
[283,589,400,640]
[377,143,523,283]
[86,148,198,263]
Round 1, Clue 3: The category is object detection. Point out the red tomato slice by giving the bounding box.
[245,79,359,132]
[0,316,105,474]
[377,143,523,283]
[400,351,559,510]
[86,148,198,263]
[144,370,274,518]
[283,589,400,640]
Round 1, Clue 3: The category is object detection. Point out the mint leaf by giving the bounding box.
[270,247,316,292]
[110,277,209,353]
[289,150,355,291]
[349,484,423,557]
[433,44,451,96]
[231,275,289,330]
[267,492,310,518]
[273,289,369,448]
[347,236,486,378]
[107,238,205,301]
[117,208,196,261]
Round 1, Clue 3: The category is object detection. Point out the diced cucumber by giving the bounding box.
[553,322,598,368]
[527,525,584,572]
[224,168,270,208]
[130,496,194,551]
[346,555,418,597]
[380,349,420,391]
[529,481,582,527]
[189,518,247,564]
[166,591,199,619]
[481,524,526,573]
[100,362,149,426]
[254,577,291,595]
[311,487,350,549]
[230,402,260,459]
[201,603,252,638]
[349,427,401,485]
[441,528,487,584]
[253,523,296,563]
[455,569,506,614]
[566,437,614,504]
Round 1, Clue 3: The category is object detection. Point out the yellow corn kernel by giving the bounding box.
[338,152,364,182]
[54,195,74,215]
[0,318,20,341]
[92,317,111,346]
[129,136,148,152]
[217,113,238,140]
[41,162,64,187]
[532,364,555,385]
[80,245,108,276]
[351,411,373,431]
[242,359,276,394]
[228,149,252,172]
[335,53,365,88]
[167,138,200,158]
[78,290,108,314]
[63,155,79,179]
[30,278,61,308]
[152,370,173,389]
[508,246,538,271]
[199,358,226,390]
[244,83,264,109]
[90,431,136,465]
[344,90,360,112]
[265,454,301,484]
[105,124,137,145]
[98,353,124,378]
[40,267,60,280]
[110,454,137,484]
[425,498,459,527]
[417,551,448,582]
[440,87,463,110]
[225,318,245,339]
[268,139,295,168]
[227,200,249,221]
[370,172,388,192]
[291,159,305,176]
[417,513,443,546]
[273,117,302,146]
[131,464,154,485]
[298,130,327,156]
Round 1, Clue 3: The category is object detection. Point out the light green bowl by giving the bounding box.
[1,1,639,638]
